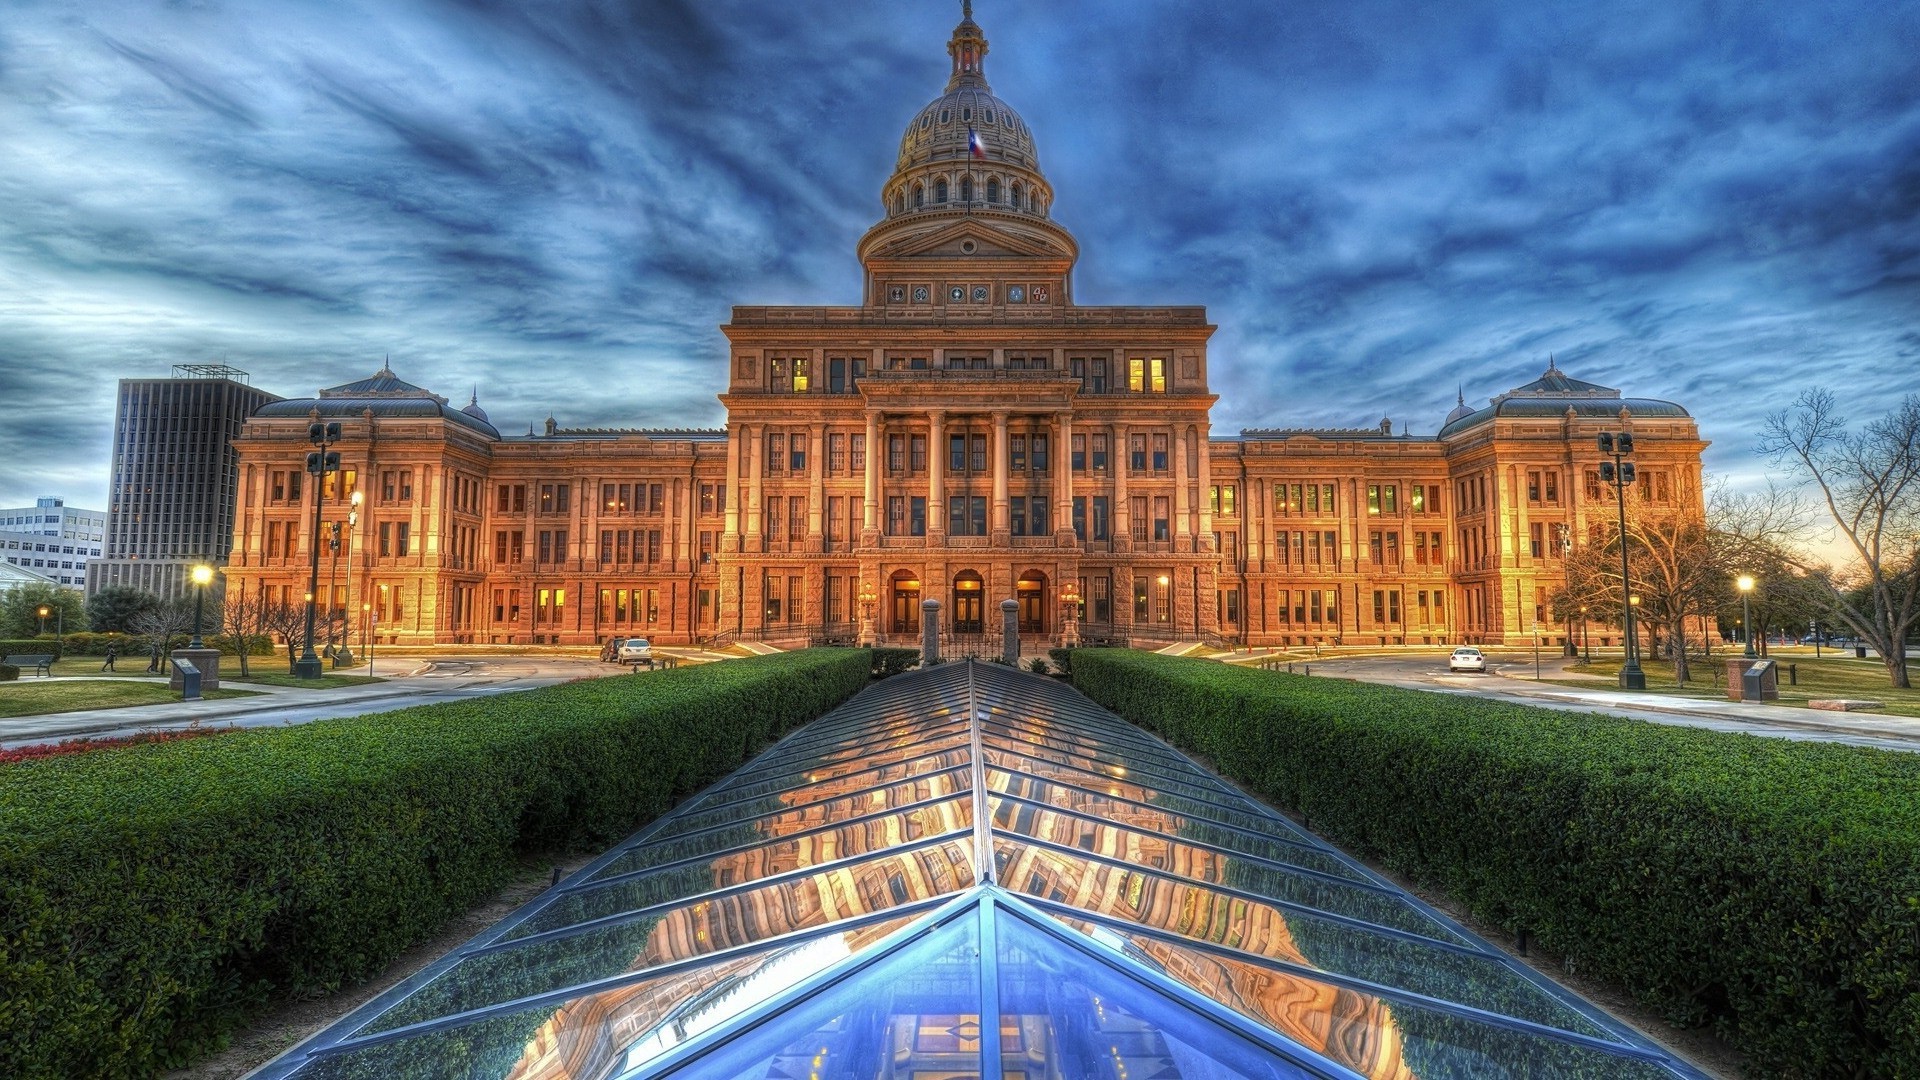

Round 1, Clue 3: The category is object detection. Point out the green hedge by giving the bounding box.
[868,646,920,677]
[0,634,274,659]
[0,664,16,682]
[0,648,871,1080]
[1067,649,1920,1078]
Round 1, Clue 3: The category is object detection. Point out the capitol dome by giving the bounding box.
[880,3,1054,220]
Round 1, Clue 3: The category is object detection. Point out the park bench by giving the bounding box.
[3,653,56,677]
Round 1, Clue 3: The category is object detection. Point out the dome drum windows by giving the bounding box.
[959,176,973,202]
[986,178,1000,203]
[935,179,949,203]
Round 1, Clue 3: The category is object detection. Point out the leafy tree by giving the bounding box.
[1759,391,1920,687]
[0,582,87,638]
[86,585,160,634]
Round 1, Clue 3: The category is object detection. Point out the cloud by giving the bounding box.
[0,0,1915,513]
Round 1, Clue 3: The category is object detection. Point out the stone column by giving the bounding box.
[744,423,764,552]
[1055,412,1073,540]
[1196,424,1215,549]
[991,410,1010,540]
[1113,422,1131,551]
[863,411,881,533]
[1001,598,1020,666]
[922,598,942,664]
[806,421,826,549]
[723,421,742,547]
[1173,426,1192,551]
[927,410,947,539]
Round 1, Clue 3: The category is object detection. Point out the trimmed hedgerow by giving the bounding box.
[1068,649,1920,1079]
[868,647,920,678]
[0,648,870,1080]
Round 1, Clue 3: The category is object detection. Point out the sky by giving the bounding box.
[1,0,1916,514]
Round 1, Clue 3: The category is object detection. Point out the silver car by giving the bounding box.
[1448,647,1487,673]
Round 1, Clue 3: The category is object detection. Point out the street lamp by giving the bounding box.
[297,419,342,679]
[1597,431,1645,690]
[1060,579,1082,649]
[858,580,877,647]
[1579,604,1591,663]
[1556,523,1577,657]
[188,564,214,648]
[1737,574,1756,658]
[343,490,362,663]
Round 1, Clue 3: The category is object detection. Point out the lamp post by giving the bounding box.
[1556,523,1577,657]
[1737,574,1756,658]
[1060,579,1082,649]
[1580,605,1591,663]
[188,564,214,648]
[1597,431,1645,689]
[344,491,361,663]
[858,580,877,648]
[296,419,342,679]
[36,604,48,637]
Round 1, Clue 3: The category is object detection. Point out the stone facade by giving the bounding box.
[222,10,1707,651]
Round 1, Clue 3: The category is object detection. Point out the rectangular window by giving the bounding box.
[1130,434,1147,472]
[1153,496,1170,542]
[910,434,927,473]
[951,433,967,472]
[767,433,785,475]
[1528,471,1542,503]
[1585,470,1603,500]
[382,471,396,501]
[1028,497,1046,536]
[1011,434,1027,472]
[1210,484,1235,515]
[829,357,846,394]
[1383,485,1396,514]
[1071,434,1085,472]
[1091,433,1109,472]
[790,433,807,473]
[1032,434,1048,473]
[950,495,969,536]
[1069,496,1082,540]
[1389,590,1401,623]
[970,434,987,473]
[1411,485,1425,513]
[851,433,866,472]
[1134,579,1149,623]
[1530,522,1544,558]
[1092,496,1110,541]
[829,433,847,473]
[398,522,411,557]
[379,521,392,557]
[1150,357,1166,393]
[910,496,926,536]
[1130,495,1148,542]
[770,357,791,394]
[1013,496,1029,537]
[1367,485,1381,515]
[1128,356,1145,393]
[889,434,906,473]
[1151,434,1168,472]
[888,496,906,536]
[1545,471,1559,504]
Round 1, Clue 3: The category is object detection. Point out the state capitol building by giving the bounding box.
[224,7,1707,652]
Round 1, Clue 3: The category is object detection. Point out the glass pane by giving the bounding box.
[661,910,983,1078]
[979,714,1220,784]
[989,796,1466,945]
[513,828,974,942]
[365,841,975,1034]
[986,768,1365,882]
[729,721,969,780]
[297,916,924,1080]
[981,730,1267,812]
[589,795,974,884]
[673,746,972,817]
[984,748,1293,836]
[719,731,973,790]
[1051,915,1674,1080]
[649,765,973,842]
[995,839,1608,1039]
[995,909,1316,1079]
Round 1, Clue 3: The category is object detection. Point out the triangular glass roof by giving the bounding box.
[259,662,1706,1079]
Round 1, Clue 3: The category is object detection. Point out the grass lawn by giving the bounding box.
[0,681,260,718]
[1561,653,1920,718]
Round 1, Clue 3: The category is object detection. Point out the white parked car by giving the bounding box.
[1448,647,1487,673]
[617,637,654,668]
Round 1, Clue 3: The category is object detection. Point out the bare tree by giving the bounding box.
[259,599,308,673]
[219,579,270,678]
[1564,499,1729,684]
[1760,391,1920,688]
[127,600,194,671]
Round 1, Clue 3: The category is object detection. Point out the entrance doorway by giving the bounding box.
[952,570,984,632]
[1016,570,1048,633]
[890,570,921,634]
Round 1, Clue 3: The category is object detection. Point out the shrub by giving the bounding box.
[0,648,870,1080]
[1067,649,1920,1078]
[0,664,16,682]
[868,647,920,678]
[1047,647,1074,676]
[0,639,54,659]
[1026,657,1050,674]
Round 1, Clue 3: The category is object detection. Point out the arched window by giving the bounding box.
[984,110,995,125]
[939,108,951,124]
[895,192,906,215]
[959,176,973,203]
[935,178,948,203]
[1010,182,1024,210]
[961,107,971,122]
[986,178,1000,203]
[913,183,925,208]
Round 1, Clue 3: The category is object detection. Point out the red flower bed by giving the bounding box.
[0,726,234,765]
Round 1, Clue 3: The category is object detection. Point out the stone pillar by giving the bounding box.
[723,421,742,547]
[806,422,826,549]
[744,423,764,551]
[927,410,947,539]
[1173,426,1191,550]
[168,647,223,692]
[991,410,1010,540]
[1001,598,1020,666]
[922,598,942,664]
[1055,412,1074,540]
[863,411,881,533]
[1196,424,1215,548]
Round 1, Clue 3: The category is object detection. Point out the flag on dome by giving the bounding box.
[968,126,987,159]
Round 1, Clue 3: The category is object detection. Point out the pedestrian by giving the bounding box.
[146,640,161,673]
[101,642,118,672]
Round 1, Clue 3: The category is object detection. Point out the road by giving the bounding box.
[1263,652,1920,752]
[1,653,706,749]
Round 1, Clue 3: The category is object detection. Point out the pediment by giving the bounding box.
[880,219,1066,261]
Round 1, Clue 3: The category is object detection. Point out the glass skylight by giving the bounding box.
[259,661,1705,1079]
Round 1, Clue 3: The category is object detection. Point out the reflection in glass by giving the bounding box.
[995,838,1607,1039]
[986,767,1367,882]
[981,730,1267,813]
[995,909,1319,1080]
[989,797,1465,945]
[673,746,972,817]
[661,911,983,1078]
[299,916,920,1080]
[984,748,1298,836]
[1052,915,1678,1080]
[366,841,974,1034]
[648,765,972,842]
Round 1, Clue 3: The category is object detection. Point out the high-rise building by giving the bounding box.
[88,365,281,599]
[0,497,106,589]
[223,9,1706,650]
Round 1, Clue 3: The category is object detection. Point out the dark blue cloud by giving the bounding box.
[0,0,1915,511]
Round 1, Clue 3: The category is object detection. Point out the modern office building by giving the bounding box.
[0,497,106,589]
[88,365,281,599]
[223,8,1706,650]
